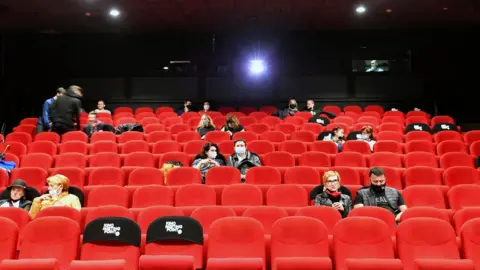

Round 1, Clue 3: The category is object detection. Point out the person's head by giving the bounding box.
[306,99,315,110]
[322,171,341,192]
[225,114,240,129]
[361,125,374,140]
[56,87,66,97]
[88,112,98,126]
[369,167,386,192]
[47,174,70,196]
[184,100,192,108]
[97,100,106,110]
[371,60,378,68]
[203,101,210,111]
[332,127,344,138]
[8,179,27,201]
[200,142,220,159]
[69,85,83,97]
[198,114,215,128]
[288,99,297,110]
[233,139,247,156]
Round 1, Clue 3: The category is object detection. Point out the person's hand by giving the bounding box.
[241,174,246,180]
[209,159,219,166]
[201,135,206,140]
[395,212,403,222]
[48,122,52,127]
[333,203,344,211]
[227,131,233,136]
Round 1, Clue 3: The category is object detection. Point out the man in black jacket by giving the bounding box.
[49,85,83,135]
[0,179,40,211]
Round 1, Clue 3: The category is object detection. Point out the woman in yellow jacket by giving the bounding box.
[29,174,81,218]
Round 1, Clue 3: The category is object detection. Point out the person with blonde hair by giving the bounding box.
[220,114,245,137]
[314,171,352,218]
[29,174,81,218]
[196,114,216,139]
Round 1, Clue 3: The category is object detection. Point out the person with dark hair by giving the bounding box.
[192,143,226,181]
[322,127,345,151]
[359,125,376,151]
[226,139,262,181]
[276,99,298,119]
[200,101,211,114]
[94,100,111,114]
[49,85,83,135]
[354,167,407,221]
[83,112,106,137]
[303,99,321,116]
[221,114,245,137]
[177,100,194,116]
[0,179,36,211]
[36,87,66,134]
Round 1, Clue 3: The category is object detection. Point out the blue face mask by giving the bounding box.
[235,146,246,155]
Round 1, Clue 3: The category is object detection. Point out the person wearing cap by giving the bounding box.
[0,179,37,211]
[29,174,81,218]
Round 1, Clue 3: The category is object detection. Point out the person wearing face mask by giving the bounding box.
[358,125,376,152]
[322,127,345,151]
[29,174,82,218]
[0,179,39,211]
[303,99,321,116]
[354,167,407,222]
[177,100,194,116]
[314,171,352,218]
[220,114,245,138]
[226,139,262,181]
[201,101,211,113]
[196,114,216,139]
[276,99,299,119]
[192,143,226,181]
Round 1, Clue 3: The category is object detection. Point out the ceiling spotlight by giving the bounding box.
[442,7,448,11]
[248,59,266,75]
[356,5,366,14]
[163,66,169,70]
[85,12,91,17]
[109,8,120,17]
[386,9,392,13]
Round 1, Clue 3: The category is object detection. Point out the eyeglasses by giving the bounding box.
[326,179,339,184]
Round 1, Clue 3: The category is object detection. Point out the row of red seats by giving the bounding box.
[0,211,478,270]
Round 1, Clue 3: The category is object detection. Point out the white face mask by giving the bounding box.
[208,151,217,159]
[49,187,62,197]
[204,105,210,110]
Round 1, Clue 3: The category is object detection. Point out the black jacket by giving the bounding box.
[0,199,32,211]
[49,88,82,129]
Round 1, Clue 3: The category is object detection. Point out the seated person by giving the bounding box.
[303,99,321,116]
[354,167,407,221]
[358,125,376,151]
[322,127,345,151]
[29,174,82,218]
[226,139,262,181]
[200,101,212,114]
[0,179,39,211]
[220,114,245,137]
[192,143,226,181]
[309,180,352,202]
[177,100,194,116]
[196,114,216,139]
[93,100,111,114]
[83,112,105,137]
[476,156,479,168]
[314,171,352,218]
[276,98,298,119]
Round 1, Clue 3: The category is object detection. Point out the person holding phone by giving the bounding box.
[314,171,352,218]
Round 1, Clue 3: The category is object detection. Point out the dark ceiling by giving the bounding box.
[0,0,479,33]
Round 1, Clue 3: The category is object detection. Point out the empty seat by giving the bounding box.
[399,207,451,223]
[132,185,174,208]
[365,105,384,115]
[333,217,399,270]
[84,206,134,227]
[437,140,468,155]
[166,167,203,185]
[62,131,88,143]
[470,141,480,157]
[6,132,32,145]
[27,141,57,156]
[0,142,27,158]
[295,206,342,234]
[348,207,397,236]
[382,116,405,126]
[121,140,150,154]
[175,185,216,207]
[443,166,480,187]
[404,152,438,168]
[460,218,480,269]
[259,131,286,143]
[20,153,53,170]
[10,167,48,191]
[434,131,463,143]
[152,141,182,154]
[17,216,80,269]
[146,131,172,143]
[323,105,342,116]
[342,140,372,154]
[278,141,307,155]
[221,184,263,215]
[298,152,331,168]
[246,123,271,134]
[275,123,298,136]
[376,131,404,143]
[373,141,403,153]
[310,141,338,154]
[379,123,404,134]
[55,153,87,168]
[284,116,307,126]
[464,130,480,145]
[266,185,308,207]
[335,152,367,167]
[183,140,207,155]
[87,167,125,186]
[90,132,117,143]
[284,166,321,185]
[405,131,432,142]
[270,216,331,270]
[403,167,443,186]
[34,132,60,144]
[169,124,190,135]
[58,141,89,154]
[176,131,201,143]
[0,217,18,261]
[405,140,435,154]
[397,218,466,270]
[124,152,155,167]
[290,131,316,142]
[402,185,446,208]
[232,131,258,142]
[205,167,241,185]
[89,141,118,154]
[207,217,265,270]
[88,153,121,168]
[205,131,230,143]
[263,152,295,168]
[301,123,325,134]
[245,166,282,185]
[247,140,275,155]
[448,184,480,211]
[333,166,362,185]
[369,152,403,168]
[86,186,129,207]
[35,206,82,225]
[190,206,236,235]
[128,168,164,186]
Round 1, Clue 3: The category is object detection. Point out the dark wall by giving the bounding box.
[1,28,478,129]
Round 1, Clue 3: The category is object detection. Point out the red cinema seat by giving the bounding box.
[247,123,271,135]
[62,131,88,143]
[155,107,174,114]
[298,152,331,168]
[263,152,295,168]
[278,141,307,156]
[333,217,400,270]
[405,131,432,142]
[0,208,30,238]
[406,116,429,125]
[454,208,480,235]
[238,117,257,127]
[249,112,269,121]
[89,141,118,154]
[344,105,362,114]
[49,167,85,189]
[348,207,397,236]
[369,152,403,168]
[334,152,367,167]
[128,168,164,186]
[270,216,331,270]
[464,130,480,145]
[207,217,265,270]
[0,170,8,188]
[158,152,191,167]
[222,184,263,215]
[402,185,447,209]
[124,152,155,168]
[132,185,174,208]
[90,132,117,143]
[79,217,140,270]
[141,117,160,127]
[6,132,32,145]
[183,140,206,155]
[333,167,362,185]
[136,206,183,234]
[284,167,321,185]
[169,124,190,135]
[27,141,57,156]
[431,115,455,126]
[404,140,435,154]
[382,116,405,126]
[247,140,275,155]
[205,131,230,143]
[20,153,53,170]
[87,167,125,186]
[0,217,18,261]
[403,167,443,186]
[295,206,342,235]
[384,111,405,119]
[404,152,438,168]
[152,141,182,154]
[399,207,451,224]
[397,218,469,270]
[448,184,480,211]
[17,217,80,269]
[121,140,150,154]
[84,206,134,228]
[166,167,202,185]
[86,186,129,207]
[146,131,172,143]
[437,140,468,155]
[259,131,286,143]
[260,116,282,129]
[34,132,60,144]
[58,141,88,154]
[191,206,236,235]
[0,142,27,158]
[460,219,480,269]
[301,123,325,135]
[35,206,82,225]
[10,167,47,192]
[88,153,121,168]
[376,131,404,143]
[434,131,463,143]
[245,166,281,185]
[55,153,87,168]
[115,107,134,114]
[175,185,216,214]
[205,167,242,185]
[290,131,316,142]
[115,117,138,127]
[470,141,480,157]
[373,141,403,154]
[440,153,475,169]
[379,123,404,134]
[342,141,371,154]
[176,131,201,143]
[266,185,308,212]
[218,141,234,155]
[310,141,338,154]
[13,125,35,138]
[443,167,480,187]
[365,105,384,115]
[323,105,342,116]
[135,107,154,114]
[232,131,258,143]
